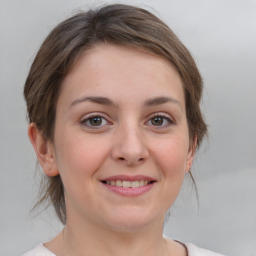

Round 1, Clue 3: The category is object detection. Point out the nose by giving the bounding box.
[111,125,149,166]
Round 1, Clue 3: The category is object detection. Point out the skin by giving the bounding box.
[28,44,194,256]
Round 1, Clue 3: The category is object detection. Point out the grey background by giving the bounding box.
[0,0,255,255]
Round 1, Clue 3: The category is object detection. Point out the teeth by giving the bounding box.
[116,180,122,187]
[139,180,144,186]
[105,180,152,187]
[123,181,131,188]
[132,181,140,188]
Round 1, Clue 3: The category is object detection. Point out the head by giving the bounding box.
[24,4,207,224]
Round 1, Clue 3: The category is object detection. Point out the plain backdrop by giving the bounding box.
[0,0,255,255]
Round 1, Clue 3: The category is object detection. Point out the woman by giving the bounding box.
[22,4,225,256]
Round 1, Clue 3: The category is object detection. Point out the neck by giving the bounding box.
[61,216,169,256]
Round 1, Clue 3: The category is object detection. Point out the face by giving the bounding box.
[44,44,194,231]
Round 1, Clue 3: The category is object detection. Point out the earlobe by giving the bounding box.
[28,123,59,177]
[185,137,197,173]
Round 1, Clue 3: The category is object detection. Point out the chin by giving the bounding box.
[101,206,165,232]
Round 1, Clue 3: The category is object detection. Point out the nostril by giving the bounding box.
[117,157,145,163]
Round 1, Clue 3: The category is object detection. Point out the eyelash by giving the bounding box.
[145,114,174,128]
[80,114,111,129]
[80,113,174,129]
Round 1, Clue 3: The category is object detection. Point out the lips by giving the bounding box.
[102,180,152,188]
[100,175,156,196]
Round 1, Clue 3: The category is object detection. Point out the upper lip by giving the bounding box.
[100,175,156,182]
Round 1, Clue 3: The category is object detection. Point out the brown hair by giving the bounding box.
[24,4,207,224]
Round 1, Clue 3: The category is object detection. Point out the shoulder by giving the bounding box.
[185,243,226,256]
[21,244,56,256]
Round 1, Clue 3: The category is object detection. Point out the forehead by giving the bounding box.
[59,43,184,108]
[68,43,181,81]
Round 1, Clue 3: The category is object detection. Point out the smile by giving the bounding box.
[101,180,155,188]
[100,175,156,196]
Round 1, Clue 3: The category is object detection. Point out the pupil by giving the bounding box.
[90,117,102,126]
[152,117,163,126]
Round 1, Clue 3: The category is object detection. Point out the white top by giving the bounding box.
[22,243,226,256]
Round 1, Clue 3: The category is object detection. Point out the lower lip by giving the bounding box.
[102,183,155,196]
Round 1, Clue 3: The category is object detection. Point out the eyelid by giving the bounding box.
[80,112,112,129]
[145,112,175,127]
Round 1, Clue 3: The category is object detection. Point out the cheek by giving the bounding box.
[152,135,189,176]
[54,131,110,179]
[152,136,189,209]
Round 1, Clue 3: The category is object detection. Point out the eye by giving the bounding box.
[80,114,110,129]
[146,114,173,127]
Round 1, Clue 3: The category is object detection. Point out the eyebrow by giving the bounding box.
[144,96,182,110]
[70,96,118,108]
[70,96,182,110]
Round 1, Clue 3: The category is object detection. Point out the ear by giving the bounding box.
[185,137,197,173]
[28,123,59,177]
